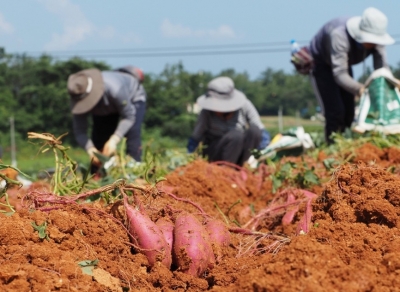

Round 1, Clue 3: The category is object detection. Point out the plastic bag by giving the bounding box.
[249,127,315,166]
[353,68,400,134]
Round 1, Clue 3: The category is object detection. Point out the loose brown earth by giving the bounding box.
[2,142,400,291]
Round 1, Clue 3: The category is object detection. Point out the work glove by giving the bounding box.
[87,147,101,166]
[355,86,365,101]
[258,129,271,150]
[102,134,121,157]
[187,137,199,153]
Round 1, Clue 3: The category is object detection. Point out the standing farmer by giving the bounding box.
[309,7,394,143]
[67,66,146,172]
[187,76,270,166]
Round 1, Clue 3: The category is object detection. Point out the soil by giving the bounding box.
[2,143,400,291]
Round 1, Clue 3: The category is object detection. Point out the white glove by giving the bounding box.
[247,155,258,169]
[102,134,121,157]
[87,147,101,166]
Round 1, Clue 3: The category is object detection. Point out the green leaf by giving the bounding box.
[303,169,320,186]
[280,162,294,175]
[31,221,49,241]
[78,259,99,276]
[271,175,282,193]
[323,158,337,171]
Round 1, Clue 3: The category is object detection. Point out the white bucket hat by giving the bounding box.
[346,7,394,46]
[196,77,246,112]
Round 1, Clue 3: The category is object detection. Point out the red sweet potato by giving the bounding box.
[155,217,174,256]
[173,212,215,277]
[205,219,231,262]
[124,200,172,268]
[205,219,231,248]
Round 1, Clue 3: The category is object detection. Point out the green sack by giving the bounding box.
[353,68,400,134]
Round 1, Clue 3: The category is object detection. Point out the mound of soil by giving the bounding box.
[1,144,400,291]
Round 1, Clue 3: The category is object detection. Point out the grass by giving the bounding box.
[1,143,88,178]
[0,116,324,176]
[261,116,324,137]
[0,128,185,177]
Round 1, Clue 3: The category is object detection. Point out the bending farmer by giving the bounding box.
[309,7,394,143]
[67,66,146,171]
[187,76,270,166]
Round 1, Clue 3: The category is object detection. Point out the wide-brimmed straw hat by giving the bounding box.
[115,65,145,83]
[346,7,394,46]
[67,68,104,114]
[197,77,246,112]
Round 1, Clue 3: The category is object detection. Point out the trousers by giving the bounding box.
[91,100,146,161]
[311,62,355,144]
[203,124,261,166]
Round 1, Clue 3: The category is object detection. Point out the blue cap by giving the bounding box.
[290,39,296,44]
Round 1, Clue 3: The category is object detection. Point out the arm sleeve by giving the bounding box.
[243,99,264,129]
[112,86,136,138]
[372,45,388,70]
[330,31,363,95]
[72,114,95,150]
[191,110,208,142]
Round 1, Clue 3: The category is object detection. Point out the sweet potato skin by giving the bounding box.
[205,219,231,248]
[173,213,215,276]
[125,203,172,268]
[156,217,174,256]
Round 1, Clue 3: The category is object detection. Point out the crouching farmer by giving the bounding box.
[67,67,146,173]
[187,76,270,166]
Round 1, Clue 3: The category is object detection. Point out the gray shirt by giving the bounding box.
[73,71,147,150]
[309,17,387,95]
[191,98,264,142]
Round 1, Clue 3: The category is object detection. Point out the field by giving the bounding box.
[1,131,400,291]
[260,115,324,134]
[1,116,323,176]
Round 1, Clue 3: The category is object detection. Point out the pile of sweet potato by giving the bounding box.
[124,197,230,277]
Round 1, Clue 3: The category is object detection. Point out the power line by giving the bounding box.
[45,47,293,59]
[46,41,400,60]
[15,33,400,57]
[24,40,312,56]
[13,36,400,60]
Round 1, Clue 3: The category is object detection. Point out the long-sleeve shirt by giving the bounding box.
[309,17,387,95]
[73,71,147,150]
[191,98,264,142]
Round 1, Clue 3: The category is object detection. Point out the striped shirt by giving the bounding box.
[191,98,264,142]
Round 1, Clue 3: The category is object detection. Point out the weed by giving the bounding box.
[27,132,93,195]
[31,221,49,241]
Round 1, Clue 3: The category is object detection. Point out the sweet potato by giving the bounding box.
[173,212,215,277]
[155,217,174,256]
[205,219,231,261]
[124,200,172,268]
[205,219,231,247]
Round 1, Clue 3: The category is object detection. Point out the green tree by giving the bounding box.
[144,63,207,139]
[0,54,109,144]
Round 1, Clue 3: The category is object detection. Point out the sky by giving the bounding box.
[1,0,400,79]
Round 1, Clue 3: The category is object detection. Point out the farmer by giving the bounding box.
[309,7,395,143]
[187,76,270,166]
[67,66,146,171]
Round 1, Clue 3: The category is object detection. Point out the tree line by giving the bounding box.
[1,53,399,146]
